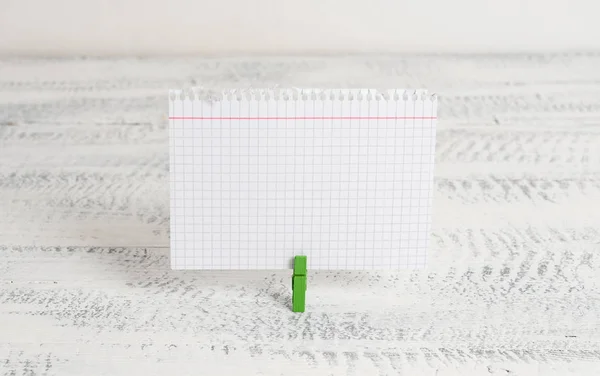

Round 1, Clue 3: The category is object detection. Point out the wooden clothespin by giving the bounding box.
[292,255,307,312]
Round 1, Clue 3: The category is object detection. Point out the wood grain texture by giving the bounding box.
[1,55,600,375]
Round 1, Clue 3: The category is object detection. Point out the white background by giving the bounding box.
[0,0,597,56]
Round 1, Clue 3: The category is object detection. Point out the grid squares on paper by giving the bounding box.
[169,89,437,270]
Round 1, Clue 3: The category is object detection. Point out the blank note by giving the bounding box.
[169,89,437,270]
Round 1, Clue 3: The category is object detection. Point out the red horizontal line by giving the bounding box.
[169,116,436,120]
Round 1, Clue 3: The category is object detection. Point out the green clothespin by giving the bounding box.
[292,255,307,312]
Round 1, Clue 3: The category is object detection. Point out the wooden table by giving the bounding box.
[1,55,599,375]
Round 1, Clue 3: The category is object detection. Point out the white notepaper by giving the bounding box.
[169,89,437,270]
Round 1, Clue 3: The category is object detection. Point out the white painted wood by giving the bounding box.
[1,55,599,375]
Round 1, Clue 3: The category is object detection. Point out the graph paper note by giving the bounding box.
[169,89,437,270]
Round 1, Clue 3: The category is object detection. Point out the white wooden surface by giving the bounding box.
[1,55,600,375]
